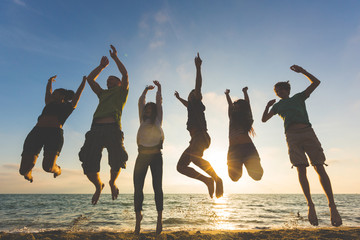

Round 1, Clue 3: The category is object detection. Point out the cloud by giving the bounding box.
[13,0,26,7]
[149,40,165,50]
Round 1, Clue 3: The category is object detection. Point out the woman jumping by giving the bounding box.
[19,75,86,182]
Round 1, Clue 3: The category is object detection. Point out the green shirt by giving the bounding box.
[271,91,311,132]
[93,86,129,129]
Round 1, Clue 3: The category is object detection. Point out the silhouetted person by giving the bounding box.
[79,45,129,205]
[225,87,263,182]
[134,81,164,235]
[20,75,86,182]
[174,53,223,198]
[262,65,342,227]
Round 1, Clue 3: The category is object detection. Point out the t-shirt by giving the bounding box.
[38,101,74,125]
[186,98,207,131]
[93,86,128,129]
[137,89,164,147]
[271,91,311,132]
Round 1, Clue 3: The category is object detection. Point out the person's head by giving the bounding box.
[274,81,291,99]
[142,102,157,123]
[188,89,202,102]
[51,88,74,103]
[107,75,121,89]
[232,99,255,136]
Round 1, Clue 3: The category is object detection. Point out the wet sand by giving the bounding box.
[1,227,359,240]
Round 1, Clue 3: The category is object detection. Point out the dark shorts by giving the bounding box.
[227,142,263,181]
[79,123,128,174]
[178,130,211,167]
[227,142,260,164]
[21,126,64,157]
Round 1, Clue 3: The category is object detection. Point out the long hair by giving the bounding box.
[142,102,157,124]
[54,88,75,102]
[231,99,255,136]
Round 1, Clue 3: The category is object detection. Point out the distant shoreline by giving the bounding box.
[1,227,359,240]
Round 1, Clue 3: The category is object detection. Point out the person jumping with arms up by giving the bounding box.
[79,45,129,205]
[262,64,342,227]
[174,53,223,198]
[20,75,86,183]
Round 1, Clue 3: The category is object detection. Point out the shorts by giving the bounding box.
[285,127,326,167]
[79,123,128,174]
[21,126,64,157]
[227,142,260,165]
[178,129,211,166]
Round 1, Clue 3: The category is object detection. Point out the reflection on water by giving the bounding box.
[0,194,359,232]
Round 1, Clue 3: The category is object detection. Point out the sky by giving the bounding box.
[0,0,359,195]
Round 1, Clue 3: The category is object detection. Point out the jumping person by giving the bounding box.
[20,75,86,182]
[262,65,342,227]
[134,81,164,235]
[79,45,129,205]
[225,87,263,182]
[174,53,223,198]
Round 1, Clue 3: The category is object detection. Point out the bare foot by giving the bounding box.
[215,178,223,198]
[24,171,33,183]
[92,183,105,205]
[204,177,214,198]
[53,166,61,178]
[134,211,143,234]
[109,181,119,200]
[156,213,163,235]
[330,206,342,227]
[308,205,318,226]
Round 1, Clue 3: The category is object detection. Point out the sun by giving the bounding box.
[202,148,228,180]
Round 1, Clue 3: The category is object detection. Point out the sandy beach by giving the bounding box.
[1,227,359,240]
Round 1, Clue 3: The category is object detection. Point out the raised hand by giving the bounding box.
[48,75,57,82]
[100,56,109,68]
[174,91,180,98]
[242,87,248,92]
[225,89,230,95]
[109,45,117,59]
[267,99,276,107]
[153,80,161,88]
[146,85,155,90]
[290,65,305,73]
[194,52,202,68]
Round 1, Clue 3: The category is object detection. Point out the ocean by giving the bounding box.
[0,194,359,233]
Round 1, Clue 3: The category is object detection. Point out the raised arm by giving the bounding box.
[225,89,233,118]
[242,87,250,103]
[71,76,87,108]
[153,80,163,124]
[138,85,154,122]
[87,56,109,96]
[242,87,253,118]
[194,52,202,98]
[174,91,188,107]
[290,65,320,98]
[109,45,128,90]
[45,75,56,105]
[262,99,276,122]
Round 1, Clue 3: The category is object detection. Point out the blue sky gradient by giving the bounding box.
[0,0,359,194]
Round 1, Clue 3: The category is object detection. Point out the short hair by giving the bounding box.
[109,75,121,82]
[274,81,291,92]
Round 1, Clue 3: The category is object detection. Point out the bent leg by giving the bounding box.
[314,164,342,227]
[42,152,61,178]
[177,149,215,198]
[228,162,243,182]
[86,172,104,205]
[19,154,37,183]
[244,158,263,181]
[109,169,120,200]
[296,166,318,226]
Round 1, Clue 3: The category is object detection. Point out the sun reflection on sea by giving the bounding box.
[211,194,236,230]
